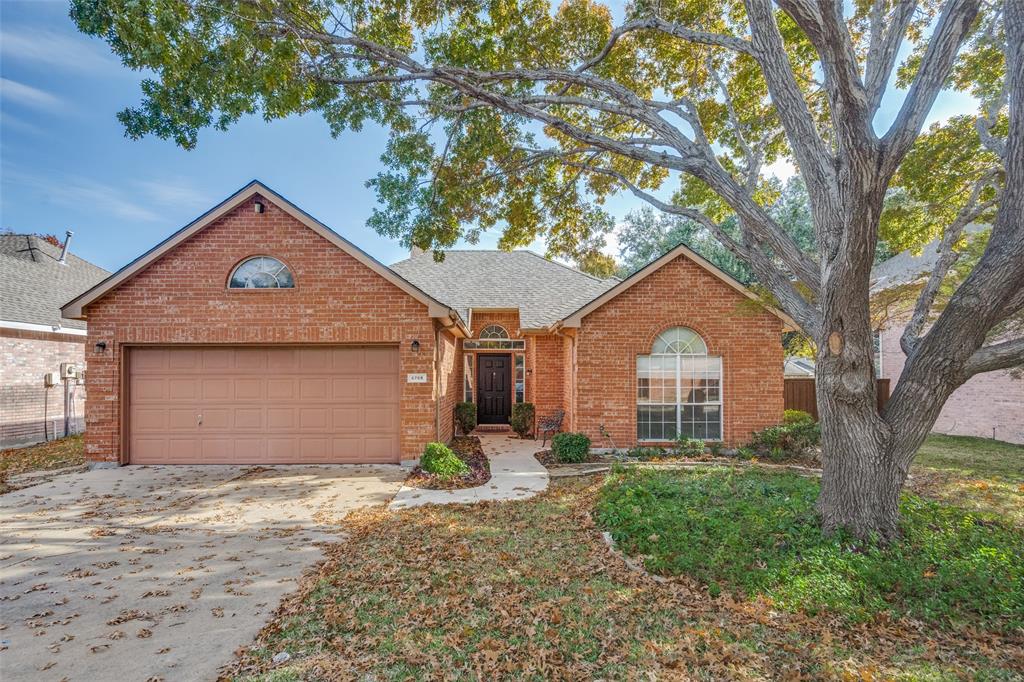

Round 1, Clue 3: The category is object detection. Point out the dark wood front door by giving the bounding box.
[477,354,512,424]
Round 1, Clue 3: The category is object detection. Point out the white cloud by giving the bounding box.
[60,180,161,222]
[4,169,160,222]
[763,158,797,181]
[0,77,63,111]
[0,111,44,135]
[0,27,117,73]
[135,179,211,208]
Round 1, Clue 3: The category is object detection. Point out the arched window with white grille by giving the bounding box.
[637,327,722,441]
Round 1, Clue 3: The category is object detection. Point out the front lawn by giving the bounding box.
[911,434,1024,525]
[229,476,1022,680]
[0,435,84,491]
[596,467,1023,633]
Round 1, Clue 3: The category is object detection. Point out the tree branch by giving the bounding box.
[881,0,982,175]
[743,0,836,198]
[864,1,918,116]
[900,171,1000,354]
[559,159,822,335]
[707,56,762,191]
[777,0,872,144]
[963,337,1024,375]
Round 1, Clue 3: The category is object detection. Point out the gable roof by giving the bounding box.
[1,234,110,332]
[870,223,987,294]
[555,242,799,331]
[391,249,617,330]
[60,180,468,335]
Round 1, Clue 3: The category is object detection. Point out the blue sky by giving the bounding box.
[1,0,978,274]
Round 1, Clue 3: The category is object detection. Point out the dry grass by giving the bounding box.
[910,434,1024,526]
[0,435,85,491]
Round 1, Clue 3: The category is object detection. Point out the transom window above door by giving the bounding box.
[637,327,722,441]
[229,256,295,289]
[479,324,509,339]
[464,324,525,350]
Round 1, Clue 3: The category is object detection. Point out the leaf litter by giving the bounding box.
[226,478,1022,681]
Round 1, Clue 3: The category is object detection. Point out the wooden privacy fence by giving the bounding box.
[784,378,891,420]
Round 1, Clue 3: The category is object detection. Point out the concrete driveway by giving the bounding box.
[0,463,405,681]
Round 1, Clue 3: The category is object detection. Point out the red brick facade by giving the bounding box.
[880,317,1024,444]
[76,190,785,464]
[436,326,459,442]
[571,255,784,448]
[82,194,438,462]
[1,328,88,448]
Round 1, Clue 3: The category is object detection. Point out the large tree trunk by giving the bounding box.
[815,393,904,542]
[811,155,910,542]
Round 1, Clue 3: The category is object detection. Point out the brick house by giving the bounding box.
[1,233,109,448]
[61,181,791,466]
[872,230,1024,445]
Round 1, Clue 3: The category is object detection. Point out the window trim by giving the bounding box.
[227,255,296,290]
[463,339,526,350]
[637,328,723,442]
[514,353,525,404]
[463,354,474,402]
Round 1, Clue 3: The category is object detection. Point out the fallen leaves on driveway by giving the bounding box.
[2,463,404,681]
[227,478,1023,681]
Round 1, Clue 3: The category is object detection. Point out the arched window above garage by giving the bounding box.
[228,256,295,289]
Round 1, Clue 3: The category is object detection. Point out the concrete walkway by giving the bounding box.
[390,434,548,509]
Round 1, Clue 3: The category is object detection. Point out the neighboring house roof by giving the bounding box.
[870,224,987,294]
[60,180,469,336]
[784,357,816,377]
[391,249,617,330]
[556,242,799,331]
[0,233,110,332]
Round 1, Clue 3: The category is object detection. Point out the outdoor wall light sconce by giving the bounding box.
[95,341,108,353]
[411,339,421,353]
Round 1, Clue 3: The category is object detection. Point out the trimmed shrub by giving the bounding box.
[420,442,469,478]
[455,402,477,435]
[674,437,706,458]
[552,432,591,463]
[747,420,820,461]
[783,409,815,426]
[510,403,535,438]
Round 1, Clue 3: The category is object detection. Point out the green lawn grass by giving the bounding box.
[595,467,1023,633]
[911,434,1024,526]
[915,434,1024,481]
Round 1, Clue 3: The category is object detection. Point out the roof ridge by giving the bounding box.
[521,249,614,284]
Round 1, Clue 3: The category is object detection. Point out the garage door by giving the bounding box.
[128,346,400,464]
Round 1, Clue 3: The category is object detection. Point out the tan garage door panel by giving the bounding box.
[129,346,400,464]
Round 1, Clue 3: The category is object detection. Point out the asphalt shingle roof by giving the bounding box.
[0,234,110,330]
[391,250,617,330]
[870,224,987,294]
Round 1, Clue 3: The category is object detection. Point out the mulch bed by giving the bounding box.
[535,448,820,470]
[533,449,606,467]
[404,436,490,490]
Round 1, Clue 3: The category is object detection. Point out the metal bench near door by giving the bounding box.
[539,409,565,447]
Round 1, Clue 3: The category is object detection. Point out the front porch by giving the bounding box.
[454,309,569,431]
